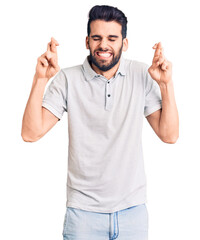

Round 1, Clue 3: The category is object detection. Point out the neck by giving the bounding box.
[90,59,121,80]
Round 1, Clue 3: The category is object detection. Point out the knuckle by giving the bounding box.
[40,56,45,62]
[40,52,46,58]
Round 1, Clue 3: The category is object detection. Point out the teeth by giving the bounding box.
[97,52,111,57]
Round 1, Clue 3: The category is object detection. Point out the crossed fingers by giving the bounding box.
[47,37,59,53]
[152,42,168,71]
[38,37,59,68]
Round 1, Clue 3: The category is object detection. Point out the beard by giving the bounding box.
[88,44,123,72]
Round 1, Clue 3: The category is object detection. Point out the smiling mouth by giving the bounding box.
[95,51,113,59]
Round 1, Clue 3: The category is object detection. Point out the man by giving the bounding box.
[21,5,179,240]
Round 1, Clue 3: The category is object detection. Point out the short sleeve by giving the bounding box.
[144,66,162,117]
[42,69,68,120]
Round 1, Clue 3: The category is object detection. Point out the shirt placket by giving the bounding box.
[105,79,113,111]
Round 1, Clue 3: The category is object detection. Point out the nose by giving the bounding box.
[99,38,108,50]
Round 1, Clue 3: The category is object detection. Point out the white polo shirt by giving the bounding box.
[42,55,162,213]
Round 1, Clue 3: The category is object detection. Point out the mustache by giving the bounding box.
[94,48,112,53]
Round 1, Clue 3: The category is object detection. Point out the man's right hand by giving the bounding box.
[35,37,60,80]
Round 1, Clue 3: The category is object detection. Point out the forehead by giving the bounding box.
[90,20,122,36]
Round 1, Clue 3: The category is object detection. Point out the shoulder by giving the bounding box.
[61,64,83,76]
[123,58,149,78]
[125,58,149,71]
[59,64,85,84]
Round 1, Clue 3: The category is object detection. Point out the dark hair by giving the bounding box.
[87,5,128,39]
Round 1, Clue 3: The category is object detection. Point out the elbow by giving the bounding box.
[21,129,42,143]
[21,133,37,142]
[161,134,179,144]
[159,127,179,144]
[21,134,35,142]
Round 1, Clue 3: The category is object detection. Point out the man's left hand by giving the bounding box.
[148,42,172,85]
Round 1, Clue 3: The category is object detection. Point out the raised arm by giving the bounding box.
[21,37,60,142]
[147,42,179,143]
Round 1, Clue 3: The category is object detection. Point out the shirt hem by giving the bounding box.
[42,101,63,120]
[66,200,147,213]
[144,104,162,117]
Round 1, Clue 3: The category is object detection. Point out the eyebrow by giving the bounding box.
[91,35,119,38]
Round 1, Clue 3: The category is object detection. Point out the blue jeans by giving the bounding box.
[62,203,148,240]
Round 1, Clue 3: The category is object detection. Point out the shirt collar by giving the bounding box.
[82,55,126,81]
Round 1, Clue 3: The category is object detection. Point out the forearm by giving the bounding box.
[21,75,48,141]
[159,80,179,143]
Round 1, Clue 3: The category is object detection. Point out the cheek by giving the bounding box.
[112,42,122,51]
[88,42,95,51]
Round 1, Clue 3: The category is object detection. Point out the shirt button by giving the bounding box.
[108,94,111,97]
[107,81,110,84]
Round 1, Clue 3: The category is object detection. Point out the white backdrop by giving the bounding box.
[1,0,200,239]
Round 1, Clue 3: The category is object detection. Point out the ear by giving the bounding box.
[86,36,89,49]
[122,38,128,52]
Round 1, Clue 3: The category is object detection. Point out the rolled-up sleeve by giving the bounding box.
[42,69,68,120]
[144,66,162,117]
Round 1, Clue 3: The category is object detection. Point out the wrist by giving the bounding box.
[158,79,173,89]
[33,74,49,84]
[158,79,175,99]
[32,75,49,90]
